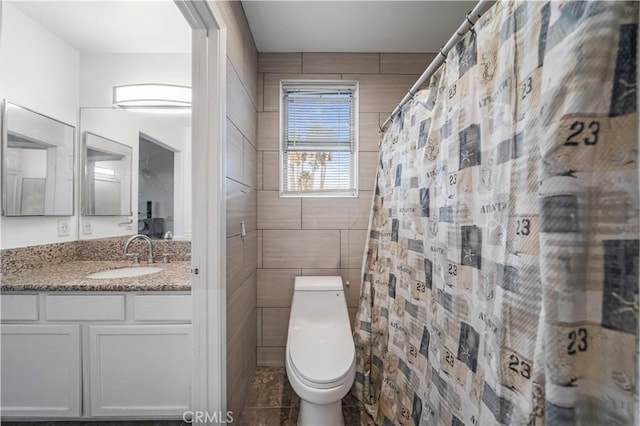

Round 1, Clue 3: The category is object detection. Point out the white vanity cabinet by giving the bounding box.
[1,324,82,418]
[88,324,191,417]
[0,292,191,421]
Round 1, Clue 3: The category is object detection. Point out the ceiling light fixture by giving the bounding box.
[113,84,191,110]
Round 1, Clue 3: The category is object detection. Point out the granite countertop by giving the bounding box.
[0,261,191,292]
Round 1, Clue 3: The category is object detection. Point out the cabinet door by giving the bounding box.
[88,324,191,417]
[1,324,81,418]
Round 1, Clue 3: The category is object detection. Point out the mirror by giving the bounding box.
[79,108,191,239]
[2,101,75,216]
[82,132,132,216]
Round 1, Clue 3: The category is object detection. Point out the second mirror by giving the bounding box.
[82,132,132,216]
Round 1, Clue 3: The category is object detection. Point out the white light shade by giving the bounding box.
[113,84,191,109]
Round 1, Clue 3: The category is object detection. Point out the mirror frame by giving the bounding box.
[1,100,76,217]
[81,131,133,216]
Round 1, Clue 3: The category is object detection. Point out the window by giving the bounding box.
[280,80,358,197]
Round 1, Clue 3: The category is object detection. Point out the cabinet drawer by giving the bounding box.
[45,295,125,321]
[1,294,38,321]
[133,295,191,321]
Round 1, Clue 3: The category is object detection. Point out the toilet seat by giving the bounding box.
[288,348,354,389]
[287,321,355,389]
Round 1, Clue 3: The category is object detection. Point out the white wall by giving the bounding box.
[0,2,80,248]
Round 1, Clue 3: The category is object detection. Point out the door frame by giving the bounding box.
[175,1,227,422]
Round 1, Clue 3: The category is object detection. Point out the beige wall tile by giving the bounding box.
[359,113,381,152]
[258,53,302,74]
[359,151,379,191]
[257,347,285,367]
[227,272,256,346]
[257,230,263,268]
[263,230,340,269]
[243,309,257,372]
[257,112,279,151]
[222,1,258,408]
[345,269,363,308]
[262,152,279,190]
[257,268,300,307]
[227,60,258,144]
[379,112,391,127]
[344,74,418,113]
[301,192,372,230]
[380,53,436,74]
[243,230,258,282]
[301,268,345,277]
[243,139,257,189]
[226,119,244,183]
[226,235,244,295]
[257,151,264,190]
[246,190,258,233]
[227,275,256,357]
[340,229,367,269]
[226,180,256,237]
[263,73,342,112]
[226,32,244,83]
[348,307,358,330]
[257,190,301,229]
[256,307,263,346]
[302,53,379,74]
[262,307,290,346]
[257,73,264,112]
[243,36,259,108]
[226,332,244,411]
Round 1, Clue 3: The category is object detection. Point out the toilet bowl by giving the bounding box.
[286,276,356,426]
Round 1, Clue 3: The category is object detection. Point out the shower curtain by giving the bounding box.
[353,1,638,425]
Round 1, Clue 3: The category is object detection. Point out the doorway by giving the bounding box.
[138,134,175,239]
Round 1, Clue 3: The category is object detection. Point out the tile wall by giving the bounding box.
[255,52,436,366]
[218,2,259,416]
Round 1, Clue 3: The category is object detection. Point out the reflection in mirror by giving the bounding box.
[139,134,175,238]
[83,132,132,216]
[2,101,75,216]
[80,108,191,239]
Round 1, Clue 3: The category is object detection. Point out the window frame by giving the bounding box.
[278,79,359,198]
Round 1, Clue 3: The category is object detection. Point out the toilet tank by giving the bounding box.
[294,276,343,291]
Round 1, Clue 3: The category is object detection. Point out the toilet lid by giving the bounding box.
[288,322,355,385]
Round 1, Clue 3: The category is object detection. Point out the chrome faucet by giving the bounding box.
[123,234,154,264]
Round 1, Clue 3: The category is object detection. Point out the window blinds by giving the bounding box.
[281,81,358,196]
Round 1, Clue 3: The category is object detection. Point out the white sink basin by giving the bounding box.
[86,266,164,279]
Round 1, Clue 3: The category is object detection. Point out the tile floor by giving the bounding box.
[2,368,374,426]
[237,367,376,426]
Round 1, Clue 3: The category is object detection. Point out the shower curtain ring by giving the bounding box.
[439,48,448,63]
[465,12,475,27]
[466,12,477,36]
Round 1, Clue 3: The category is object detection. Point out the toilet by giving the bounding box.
[286,276,356,426]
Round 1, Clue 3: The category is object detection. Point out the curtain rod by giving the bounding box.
[379,0,495,132]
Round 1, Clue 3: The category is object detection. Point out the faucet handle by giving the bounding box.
[125,253,140,264]
[162,253,172,264]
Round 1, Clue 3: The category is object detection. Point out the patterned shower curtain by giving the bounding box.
[352,1,638,425]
